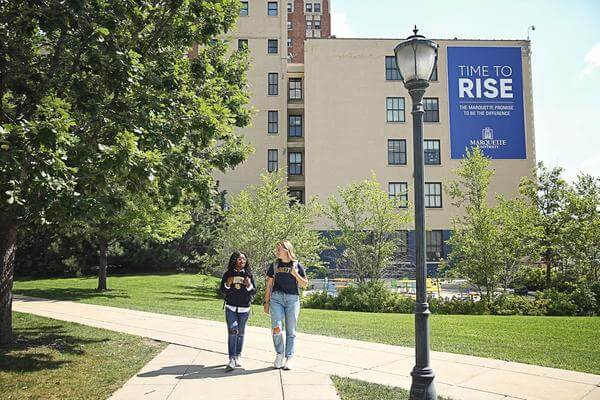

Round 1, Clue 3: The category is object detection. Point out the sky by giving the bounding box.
[330,0,600,182]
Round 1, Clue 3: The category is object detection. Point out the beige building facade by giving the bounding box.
[216,1,536,269]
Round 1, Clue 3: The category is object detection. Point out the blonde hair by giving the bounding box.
[278,240,298,262]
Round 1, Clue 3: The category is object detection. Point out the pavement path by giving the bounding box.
[13,295,600,400]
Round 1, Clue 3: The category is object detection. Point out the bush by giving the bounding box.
[302,291,335,309]
[590,281,600,314]
[512,267,547,292]
[489,294,545,316]
[569,284,597,316]
[536,289,577,316]
[429,296,487,315]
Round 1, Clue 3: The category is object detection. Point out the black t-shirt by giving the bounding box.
[267,260,306,295]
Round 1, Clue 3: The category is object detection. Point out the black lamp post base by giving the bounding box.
[409,367,436,400]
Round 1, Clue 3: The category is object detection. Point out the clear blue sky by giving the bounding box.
[330,0,600,181]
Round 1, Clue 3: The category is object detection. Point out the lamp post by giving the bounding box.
[394,26,438,400]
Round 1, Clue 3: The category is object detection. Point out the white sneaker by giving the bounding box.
[274,353,285,369]
[234,356,242,367]
[225,358,236,372]
[282,356,293,370]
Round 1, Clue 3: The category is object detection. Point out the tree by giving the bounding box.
[445,148,500,304]
[219,172,327,276]
[1,0,250,344]
[495,197,542,291]
[561,174,600,283]
[324,174,411,283]
[520,162,570,288]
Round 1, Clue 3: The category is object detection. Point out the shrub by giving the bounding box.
[512,267,547,292]
[590,281,600,314]
[569,284,597,316]
[489,294,544,316]
[302,290,335,309]
[536,289,577,316]
[429,296,486,315]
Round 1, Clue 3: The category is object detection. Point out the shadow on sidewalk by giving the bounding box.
[138,364,275,380]
[13,288,130,301]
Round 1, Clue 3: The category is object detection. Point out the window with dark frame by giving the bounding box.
[314,2,321,12]
[288,115,302,137]
[267,1,278,16]
[424,139,441,165]
[268,39,278,54]
[426,230,444,261]
[393,230,409,258]
[386,97,405,122]
[237,39,248,51]
[287,21,292,29]
[385,56,402,81]
[240,1,248,16]
[268,111,278,134]
[289,78,302,100]
[424,98,439,122]
[314,19,321,29]
[388,182,408,208]
[306,20,313,29]
[287,1,293,12]
[268,149,278,172]
[288,152,303,175]
[425,182,442,208]
[268,73,278,95]
[289,189,304,204]
[388,139,407,165]
[287,38,292,47]
[306,3,312,12]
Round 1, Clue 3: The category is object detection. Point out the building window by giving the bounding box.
[287,21,292,29]
[240,1,249,16]
[306,3,312,12]
[385,56,401,81]
[268,39,278,54]
[237,39,248,51]
[268,73,278,95]
[289,152,303,175]
[389,182,408,208]
[424,139,441,165]
[287,1,293,12]
[268,111,278,134]
[267,1,278,16]
[314,2,321,12]
[425,182,442,208]
[430,65,438,81]
[268,149,278,172]
[289,78,302,100]
[289,189,304,204]
[424,98,439,122]
[393,230,409,258]
[426,230,444,261]
[314,19,321,29]
[388,139,407,165]
[288,115,302,137]
[287,38,292,47]
[386,97,405,122]
[306,20,313,29]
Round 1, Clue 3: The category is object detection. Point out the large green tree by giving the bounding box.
[0,0,250,344]
[219,172,327,276]
[324,174,411,282]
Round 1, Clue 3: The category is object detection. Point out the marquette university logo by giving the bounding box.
[469,127,507,150]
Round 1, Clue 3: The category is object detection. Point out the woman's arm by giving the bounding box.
[263,276,273,314]
[291,265,308,289]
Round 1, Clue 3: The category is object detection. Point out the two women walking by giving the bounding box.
[220,240,307,372]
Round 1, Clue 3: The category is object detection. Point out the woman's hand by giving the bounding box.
[244,277,251,288]
[226,276,234,286]
[263,302,270,314]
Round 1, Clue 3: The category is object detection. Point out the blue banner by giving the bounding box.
[447,47,526,159]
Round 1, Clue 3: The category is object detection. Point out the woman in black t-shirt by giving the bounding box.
[263,240,308,370]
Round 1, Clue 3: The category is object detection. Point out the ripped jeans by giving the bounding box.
[269,291,300,357]
[225,308,249,358]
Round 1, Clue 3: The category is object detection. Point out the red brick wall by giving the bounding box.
[288,0,331,63]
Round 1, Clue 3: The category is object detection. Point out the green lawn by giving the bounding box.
[0,312,166,400]
[13,273,600,375]
[332,376,452,400]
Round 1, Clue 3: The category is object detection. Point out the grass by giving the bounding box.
[332,376,452,400]
[13,273,600,375]
[0,312,166,400]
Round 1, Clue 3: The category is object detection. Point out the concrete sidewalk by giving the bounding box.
[13,296,600,400]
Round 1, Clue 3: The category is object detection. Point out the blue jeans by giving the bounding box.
[269,291,300,357]
[225,308,249,358]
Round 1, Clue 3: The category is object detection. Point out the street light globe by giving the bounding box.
[394,26,438,84]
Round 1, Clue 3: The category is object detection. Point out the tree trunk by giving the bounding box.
[97,238,108,291]
[0,216,18,346]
